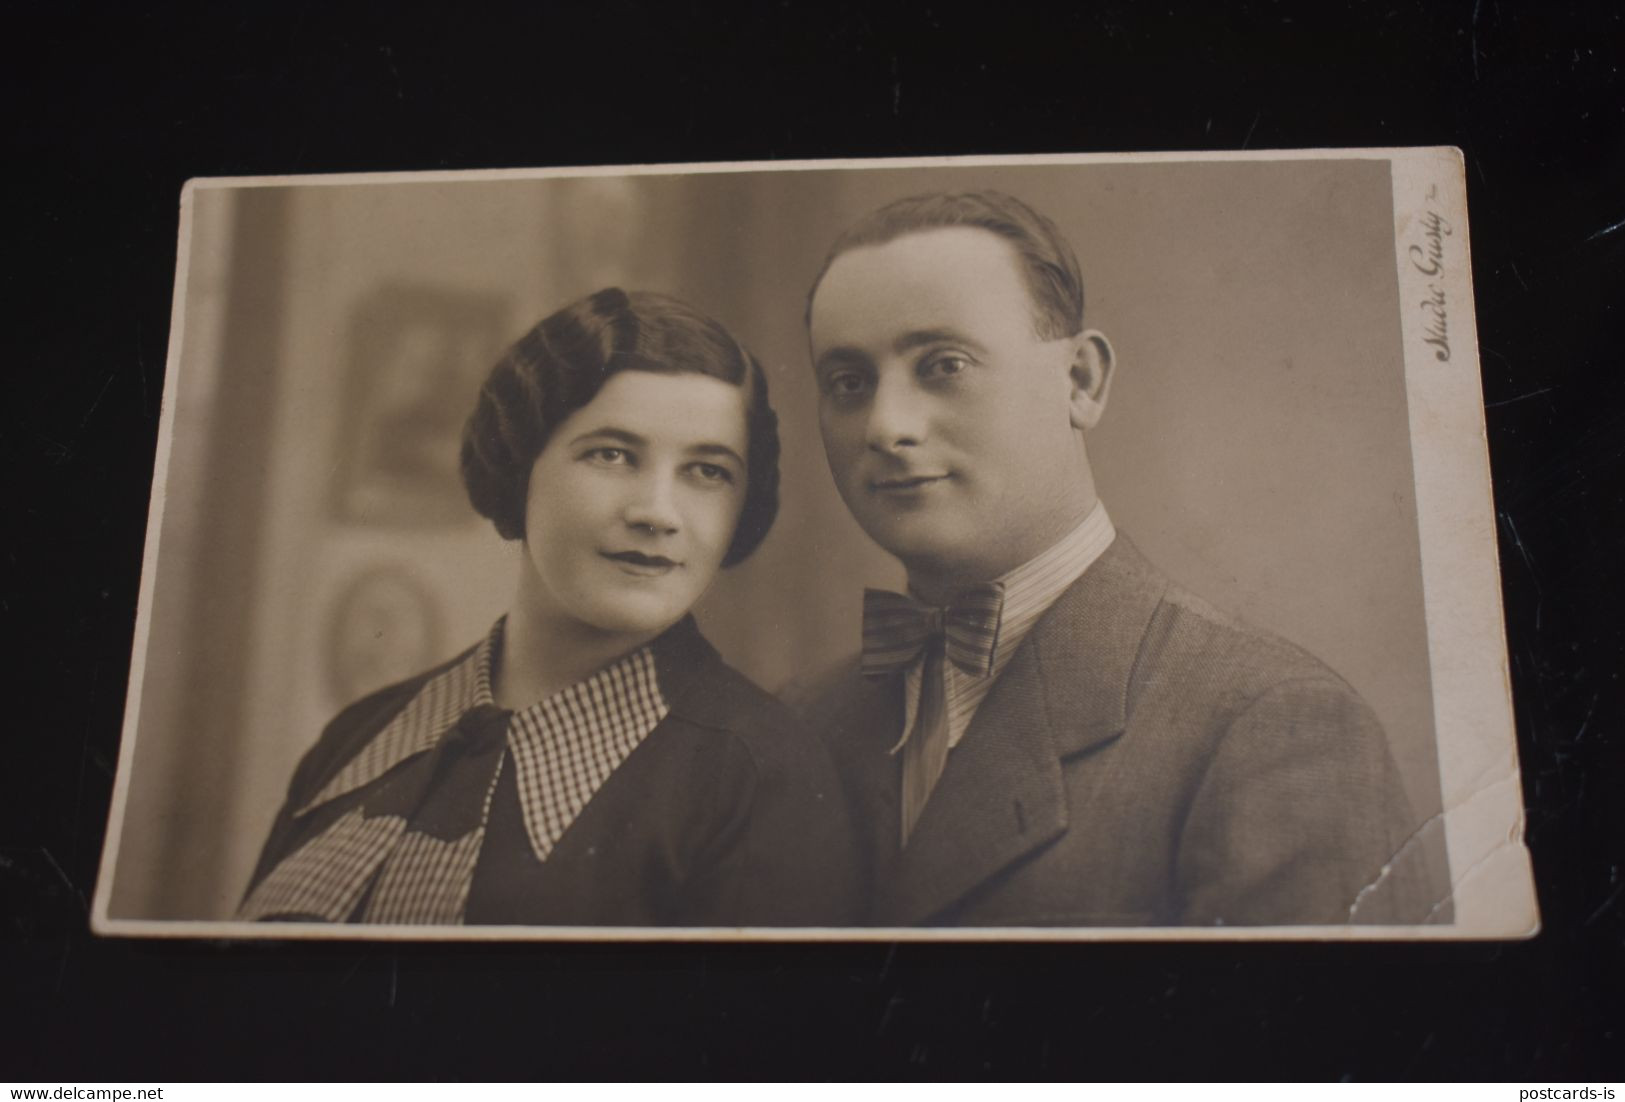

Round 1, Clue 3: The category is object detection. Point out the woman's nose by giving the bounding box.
[623,470,681,534]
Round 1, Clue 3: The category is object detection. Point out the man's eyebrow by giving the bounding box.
[813,328,989,374]
[893,328,988,356]
[568,427,648,449]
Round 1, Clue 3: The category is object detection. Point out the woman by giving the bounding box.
[239,288,857,927]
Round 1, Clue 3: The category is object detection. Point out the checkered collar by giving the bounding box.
[298,617,674,862]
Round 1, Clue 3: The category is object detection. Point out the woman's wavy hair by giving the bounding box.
[460,287,780,567]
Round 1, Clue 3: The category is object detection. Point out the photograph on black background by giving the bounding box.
[90,150,1535,939]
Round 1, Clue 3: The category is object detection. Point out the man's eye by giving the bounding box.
[920,354,969,380]
[690,462,735,485]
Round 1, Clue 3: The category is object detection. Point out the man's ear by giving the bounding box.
[1067,329,1115,430]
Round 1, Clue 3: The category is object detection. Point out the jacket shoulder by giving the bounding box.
[1136,580,1368,712]
[662,641,830,767]
[781,652,864,721]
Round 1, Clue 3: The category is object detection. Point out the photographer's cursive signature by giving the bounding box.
[1409,186,1453,362]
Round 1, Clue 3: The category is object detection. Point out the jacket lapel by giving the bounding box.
[837,672,907,877]
[875,636,1069,925]
[1033,535,1168,758]
[875,535,1168,925]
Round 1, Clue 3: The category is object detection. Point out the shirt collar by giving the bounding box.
[900,501,1118,674]
[986,500,1117,679]
[504,640,669,861]
[300,616,675,822]
[886,502,1117,755]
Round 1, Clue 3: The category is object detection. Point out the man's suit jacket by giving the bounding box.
[805,535,1448,927]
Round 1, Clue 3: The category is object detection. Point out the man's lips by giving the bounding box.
[869,472,950,492]
[600,550,681,572]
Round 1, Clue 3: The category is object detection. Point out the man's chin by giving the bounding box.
[860,518,977,571]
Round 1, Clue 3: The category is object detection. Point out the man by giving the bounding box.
[800,190,1445,927]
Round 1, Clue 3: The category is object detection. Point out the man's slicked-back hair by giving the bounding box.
[460,287,780,568]
[806,189,1086,340]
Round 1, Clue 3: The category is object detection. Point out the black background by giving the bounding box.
[5,0,1621,1082]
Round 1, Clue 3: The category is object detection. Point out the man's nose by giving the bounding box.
[864,370,928,453]
[623,470,681,534]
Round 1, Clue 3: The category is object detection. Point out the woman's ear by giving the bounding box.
[1067,328,1116,430]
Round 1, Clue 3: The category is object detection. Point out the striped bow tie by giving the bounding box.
[861,584,1005,679]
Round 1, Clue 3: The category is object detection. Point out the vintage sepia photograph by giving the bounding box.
[90,149,1535,939]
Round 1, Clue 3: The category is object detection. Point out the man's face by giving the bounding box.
[809,227,1092,586]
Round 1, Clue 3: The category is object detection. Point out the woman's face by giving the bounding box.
[518,369,749,642]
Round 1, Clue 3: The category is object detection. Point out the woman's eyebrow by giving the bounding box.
[568,427,647,449]
[813,346,870,375]
[689,442,746,467]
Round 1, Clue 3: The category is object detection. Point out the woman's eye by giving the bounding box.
[690,462,736,485]
[586,446,630,464]
[825,371,869,398]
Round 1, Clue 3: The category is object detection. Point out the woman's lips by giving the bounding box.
[600,550,681,576]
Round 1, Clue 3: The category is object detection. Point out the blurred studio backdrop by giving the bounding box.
[107,159,1448,920]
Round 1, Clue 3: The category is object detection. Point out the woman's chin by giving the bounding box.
[573,594,690,640]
